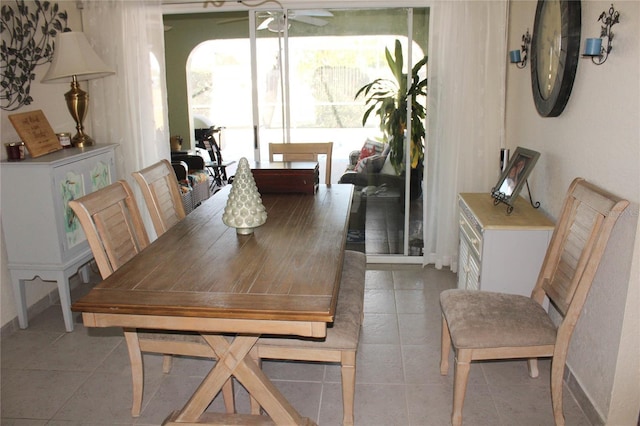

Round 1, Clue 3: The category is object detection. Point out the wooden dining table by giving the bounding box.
[71,183,353,425]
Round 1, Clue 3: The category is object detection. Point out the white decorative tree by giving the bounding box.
[222,157,267,235]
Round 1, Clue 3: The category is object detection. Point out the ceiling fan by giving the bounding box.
[258,10,333,32]
[219,10,333,33]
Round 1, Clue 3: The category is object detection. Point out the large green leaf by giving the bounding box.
[355,39,428,174]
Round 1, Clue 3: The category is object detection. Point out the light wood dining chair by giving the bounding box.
[440,178,629,426]
[250,249,366,426]
[68,180,234,417]
[268,142,333,185]
[132,159,186,236]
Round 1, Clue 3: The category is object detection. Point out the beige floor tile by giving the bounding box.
[0,264,592,426]
[364,289,397,313]
[356,343,404,384]
[261,359,326,382]
[353,383,409,425]
[1,368,89,419]
[1,419,49,426]
[364,269,394,290]
[395,289,434,314]
[0,330,64,370]
[405,383,455,425]
[21,326,122,372]
[53,369,161,423]
[398,313,441,345]
[359,313,400,344]
[401,344,451,385]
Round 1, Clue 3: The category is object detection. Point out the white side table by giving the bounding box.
[457,193,555,297]
[1,144,117,331]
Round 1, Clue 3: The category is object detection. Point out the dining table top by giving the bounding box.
[71,183,353,337]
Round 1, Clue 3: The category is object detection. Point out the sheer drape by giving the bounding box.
[81,0,170,238]
[423,1,508,271]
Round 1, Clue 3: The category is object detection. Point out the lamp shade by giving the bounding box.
[42,31,114,83]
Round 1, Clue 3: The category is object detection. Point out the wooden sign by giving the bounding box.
[8,110,63,158]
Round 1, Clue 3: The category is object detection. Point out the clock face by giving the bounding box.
[530,0,581,117]
[536,0,562,99]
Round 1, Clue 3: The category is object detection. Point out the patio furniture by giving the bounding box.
[268,142,333,185]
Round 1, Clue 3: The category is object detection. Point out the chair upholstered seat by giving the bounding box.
[440,289,556,349]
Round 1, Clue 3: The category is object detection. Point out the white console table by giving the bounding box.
[457,193,554,296]
[1,144,117,331]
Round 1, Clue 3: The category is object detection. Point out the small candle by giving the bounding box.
[509,50,522,63]
[584,38,602,56]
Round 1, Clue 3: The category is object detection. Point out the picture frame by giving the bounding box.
[491,147,540,210]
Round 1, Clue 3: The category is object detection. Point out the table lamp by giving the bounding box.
[41,31,114,147]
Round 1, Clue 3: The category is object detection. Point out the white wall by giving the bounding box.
[1,1,84,327]
[507,1,640,424]
[2,1,638,422]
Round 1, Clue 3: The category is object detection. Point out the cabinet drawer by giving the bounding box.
[459,212,481,260]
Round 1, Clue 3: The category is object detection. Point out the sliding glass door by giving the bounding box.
[181,7,429,261]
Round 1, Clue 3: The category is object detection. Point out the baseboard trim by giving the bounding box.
[565,366,605,426]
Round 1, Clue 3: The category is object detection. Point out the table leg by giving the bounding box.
[172,334,314,426]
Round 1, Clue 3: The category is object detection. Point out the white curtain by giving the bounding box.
[423,1,509,271]
[81,0,170,238]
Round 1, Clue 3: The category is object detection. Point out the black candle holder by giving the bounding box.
[509,29,531,69]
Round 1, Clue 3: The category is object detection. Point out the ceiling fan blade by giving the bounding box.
[257,17,273,31]
[292,10,334,17]
[217,17,249,25]
[290,15,328,27]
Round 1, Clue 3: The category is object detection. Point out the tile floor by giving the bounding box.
[1,264,591,425]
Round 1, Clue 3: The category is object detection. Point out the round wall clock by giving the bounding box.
[530,0,581,117]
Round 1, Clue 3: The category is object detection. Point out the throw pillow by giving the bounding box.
[357,139,385,162]
[355,154,386,174]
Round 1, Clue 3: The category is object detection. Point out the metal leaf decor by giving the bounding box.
[0,0,70,111]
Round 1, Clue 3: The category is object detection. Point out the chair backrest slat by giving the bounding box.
[132,159,186,237]
[534,178,629,317]
[69,180,150,279]
[268,142,333,185]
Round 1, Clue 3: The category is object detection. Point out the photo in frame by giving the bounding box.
[491,147,540,208]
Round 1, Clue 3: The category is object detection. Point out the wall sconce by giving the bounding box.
[583,4,620,65]
[509,29,531,68]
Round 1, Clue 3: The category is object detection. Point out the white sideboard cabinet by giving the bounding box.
[1,144,117,331]
[457,193,555,297]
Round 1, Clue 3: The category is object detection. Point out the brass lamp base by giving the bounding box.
[72,133,95,148]
[65,76,95,148]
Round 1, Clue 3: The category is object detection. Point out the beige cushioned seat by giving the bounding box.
[440,289,557,349]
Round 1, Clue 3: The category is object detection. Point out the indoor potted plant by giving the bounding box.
[355,39,427,198]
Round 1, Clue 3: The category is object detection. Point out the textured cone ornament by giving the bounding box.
[222,157,267,235]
